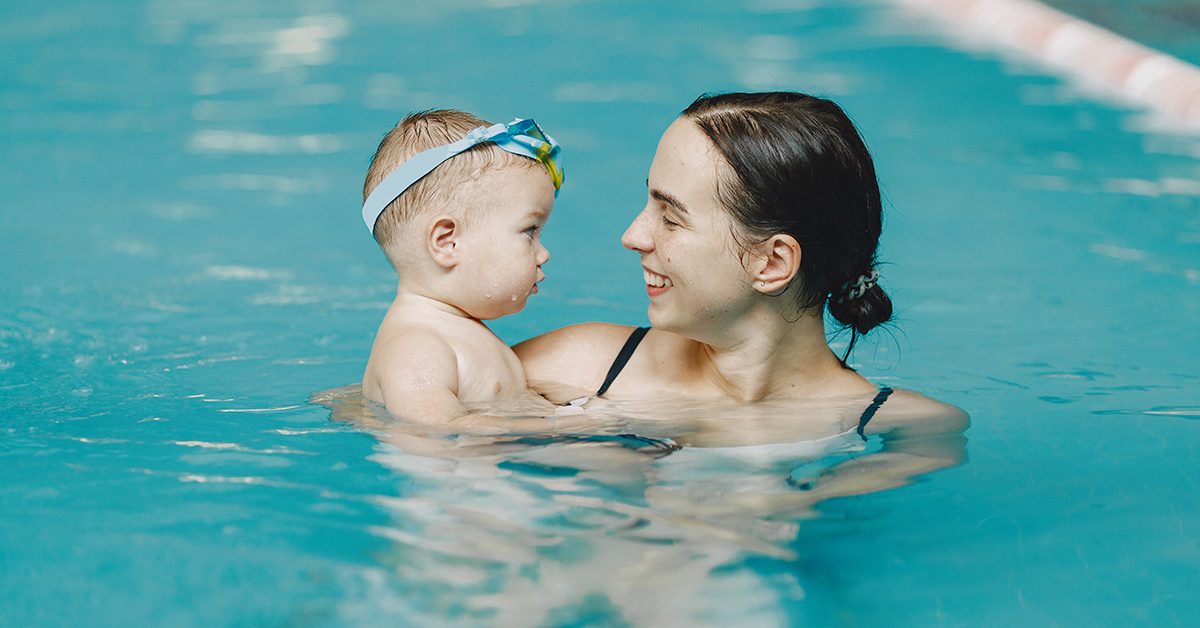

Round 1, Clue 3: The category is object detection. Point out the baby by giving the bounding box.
[359,110,563,424]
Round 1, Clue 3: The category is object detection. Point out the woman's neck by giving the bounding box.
[692,307,873,402]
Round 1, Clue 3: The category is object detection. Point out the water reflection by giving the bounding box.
[180,173,329,194]
[315,385,966,623]
[186,129,345,154]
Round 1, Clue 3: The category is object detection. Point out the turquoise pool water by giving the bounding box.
[2,0,1198,624]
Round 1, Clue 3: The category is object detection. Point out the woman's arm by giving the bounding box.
[792,390,968,499]
[645,398,969,521]
[513,322,640,403]
[863,389,970,438]
[790,429,968,500]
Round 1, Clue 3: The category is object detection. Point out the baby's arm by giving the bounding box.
[373,332,469,423]
[373,331,596,433]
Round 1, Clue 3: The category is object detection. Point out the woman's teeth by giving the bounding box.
[644,269,673,288]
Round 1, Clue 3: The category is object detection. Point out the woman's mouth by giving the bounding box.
[643,268,673,296]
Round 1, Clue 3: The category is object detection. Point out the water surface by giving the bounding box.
[2,0,1198,624]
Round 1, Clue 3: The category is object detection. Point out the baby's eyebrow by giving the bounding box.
[649,188,689,214]
[524,207,551,221]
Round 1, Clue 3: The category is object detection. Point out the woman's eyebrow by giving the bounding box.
[649,187,689,214]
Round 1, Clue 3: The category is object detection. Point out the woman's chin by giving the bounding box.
[646,305,679,332]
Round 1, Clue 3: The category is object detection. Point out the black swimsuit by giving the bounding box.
[597,326,893,441]
[595,326,650,397]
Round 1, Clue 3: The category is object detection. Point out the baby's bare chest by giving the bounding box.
[451,330,526,402]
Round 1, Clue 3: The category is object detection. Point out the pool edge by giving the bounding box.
[891,0,1200,132]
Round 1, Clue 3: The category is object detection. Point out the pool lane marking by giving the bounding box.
[893,0,1200,131]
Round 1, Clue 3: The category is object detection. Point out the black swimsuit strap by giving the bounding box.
[856,386,893,440]
[595,326,650,397]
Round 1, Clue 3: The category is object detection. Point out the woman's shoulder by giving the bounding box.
[869,387,970,436]
[513,322,642,360]
[513,322,645,396]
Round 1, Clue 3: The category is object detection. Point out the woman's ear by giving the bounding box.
[427,216,460,269]
[751,234,801,295]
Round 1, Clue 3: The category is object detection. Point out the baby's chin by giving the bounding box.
[468,294,530,321]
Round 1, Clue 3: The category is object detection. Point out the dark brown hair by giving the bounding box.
[682,92,892,358]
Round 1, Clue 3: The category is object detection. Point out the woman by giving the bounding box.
[515,91,967,444]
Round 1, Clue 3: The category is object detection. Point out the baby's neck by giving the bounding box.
[389,289,479,323]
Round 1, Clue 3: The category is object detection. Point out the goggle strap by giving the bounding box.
[361,123,508,231]
[361,119,560,233]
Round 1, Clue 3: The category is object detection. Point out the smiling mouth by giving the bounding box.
[643,268,673,288]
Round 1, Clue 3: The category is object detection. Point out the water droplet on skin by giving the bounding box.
[510,295,518,301]
[484,293,492,299]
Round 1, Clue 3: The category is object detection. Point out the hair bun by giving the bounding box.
[828,276,892,335]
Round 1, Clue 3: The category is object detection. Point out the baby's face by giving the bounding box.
[455,164,555,320]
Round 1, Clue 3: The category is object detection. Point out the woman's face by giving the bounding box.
[621,118,759,338]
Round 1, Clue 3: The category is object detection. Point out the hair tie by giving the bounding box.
[837,269,880,303]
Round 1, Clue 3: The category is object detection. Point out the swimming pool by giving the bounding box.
[2,0,1198,624]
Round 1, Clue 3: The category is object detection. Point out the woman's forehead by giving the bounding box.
[650,118,723,198]
[656,118,716,165]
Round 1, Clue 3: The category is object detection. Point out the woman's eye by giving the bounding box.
[660,215,679,229]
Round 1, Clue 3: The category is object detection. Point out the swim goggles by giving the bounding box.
[361,118,563,233]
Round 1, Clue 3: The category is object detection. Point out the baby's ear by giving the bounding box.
[428,216,459,269]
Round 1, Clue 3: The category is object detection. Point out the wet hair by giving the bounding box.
[681,91,892,359]
[363,109,535,267]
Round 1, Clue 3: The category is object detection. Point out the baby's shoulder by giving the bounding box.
[375,305,498,352]
[362,321,462,403]
[368,321,460,375]
[375,313,455,346]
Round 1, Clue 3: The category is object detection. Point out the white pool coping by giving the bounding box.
[893,0,1200,132]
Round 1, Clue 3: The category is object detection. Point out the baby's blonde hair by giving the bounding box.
[363,109,535,266]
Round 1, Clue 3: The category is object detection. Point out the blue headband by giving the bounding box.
[362,118,563,233]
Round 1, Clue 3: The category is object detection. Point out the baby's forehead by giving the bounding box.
[463,163,555,213]
[473,158,552,189]
[435,147,530,186]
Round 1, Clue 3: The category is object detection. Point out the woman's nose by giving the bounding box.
[621,208,653,253]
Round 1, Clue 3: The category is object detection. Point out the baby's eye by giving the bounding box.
[523,225,540,238]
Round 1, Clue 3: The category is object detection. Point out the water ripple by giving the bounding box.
[1094,406,1200,420]
[216,405,304,414]
[186,130,346,155]
[171,440,312,455]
